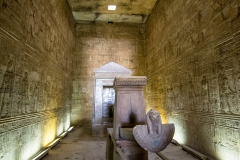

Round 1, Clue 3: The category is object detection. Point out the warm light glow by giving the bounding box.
[108,5,116,10]
[64,112,71,130]
[20,126,42,160]
[57,120,64,136]
[18,107,71,159]
[48,138,60,149]
[59,131,68,139]
[42,119,57,146]
[168,117,186,144]
[173,132,186,144]
[31,148,50,160]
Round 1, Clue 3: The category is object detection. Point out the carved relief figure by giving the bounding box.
[14,69,29,115]
[32,1,42,37]
[173,84,182,110]
[51,83,58,109]
[188,80,197,111]
[25,0,34,36]
[0,58,15,118]
[43,75,51,111]
[227,73,238,114]
[235,72,240,114]
[28,71,40,113]
[11,53,28,114]
[164,40,174,60]
[200,75,209,112]
[218,72,235,114]
[37,74,45,112]
[166,87,174,111]
[158,86,164,109]
[42,72,49,111]
[20,71,29,114]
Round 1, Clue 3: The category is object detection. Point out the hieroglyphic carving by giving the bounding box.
[166,86,174,111]
[145,0,240,159]
[114,76,147,86]
[187,77,198,111]
[0,109,65,158]
[15,71,29,115]
[208,78,219,113]
[0,0,75,159]
[0,56,15,118]
[28,71,40,113]
[217,62,238,114]
[194,120,214,153]
[164,40,175,60]
[214,126,239,159]
[172,83,183,110]
[74,22,145,126]
[157,76,165,110]
[200,75,210,112]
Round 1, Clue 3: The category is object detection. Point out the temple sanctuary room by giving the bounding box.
[0,0,240,160]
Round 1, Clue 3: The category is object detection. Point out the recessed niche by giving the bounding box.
[102,86,115,118]
[92,62,132,136]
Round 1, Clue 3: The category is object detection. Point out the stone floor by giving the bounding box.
[43,127,198,160]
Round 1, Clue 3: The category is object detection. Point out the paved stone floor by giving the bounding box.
[43,127,198,160]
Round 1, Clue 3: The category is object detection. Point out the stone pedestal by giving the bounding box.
[106,76,148,160]
[113,76,147,140]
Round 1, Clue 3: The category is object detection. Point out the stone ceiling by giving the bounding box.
[67,0,158,23]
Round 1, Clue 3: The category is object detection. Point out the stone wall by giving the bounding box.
[0,0,75,159]
[72,22,145,126]
[145,0,240,159]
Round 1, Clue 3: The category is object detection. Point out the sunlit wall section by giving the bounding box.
[145,0,240,159]
[146,75,168,124]
[0,0,75,159]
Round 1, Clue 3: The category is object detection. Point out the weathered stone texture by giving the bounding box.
[72,22,145,126]
[0,0,75,159]
[145,0,240,160]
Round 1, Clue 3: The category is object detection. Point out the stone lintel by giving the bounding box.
[114,76,147,86]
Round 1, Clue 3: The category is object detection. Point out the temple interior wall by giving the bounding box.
[0,0,75,159]
[145,0,240,159]
[72,22,146,126]
[0,0,240,159]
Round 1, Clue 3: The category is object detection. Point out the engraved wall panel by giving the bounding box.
[146,0,240,159]
[0,0,75,159]
[73,23,145,126]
